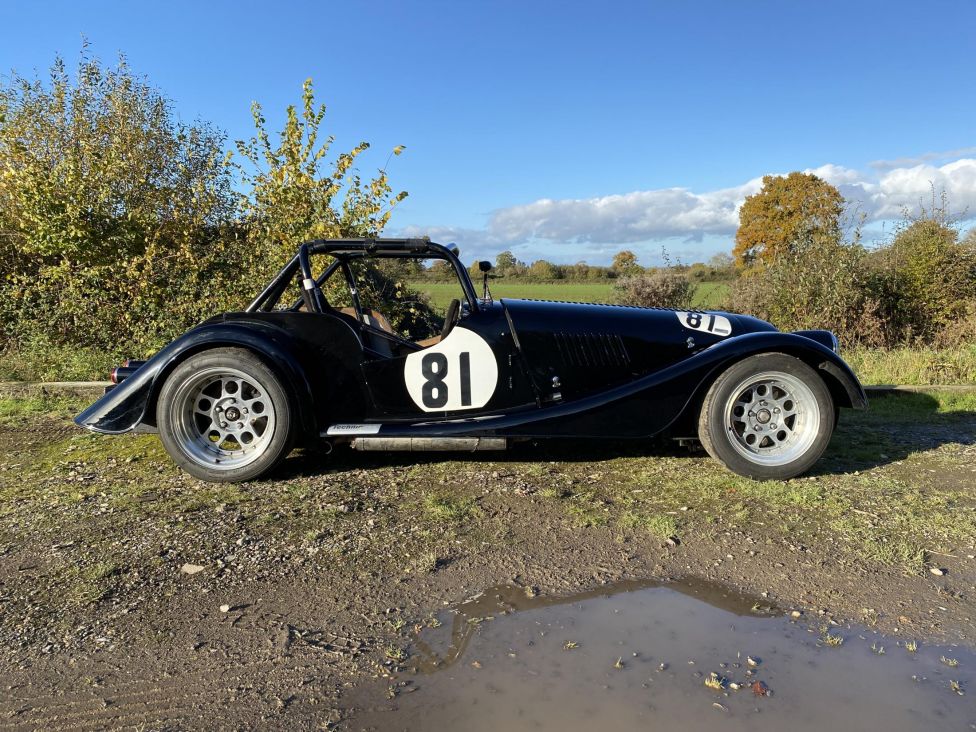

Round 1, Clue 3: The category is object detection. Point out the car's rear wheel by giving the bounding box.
[158,348,295,482]
[698,353,835,480]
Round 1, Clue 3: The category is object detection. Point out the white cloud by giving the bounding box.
[487,177,764,244]
[803,164,864,186]
[869,146,976,171]
[397,154,976,263]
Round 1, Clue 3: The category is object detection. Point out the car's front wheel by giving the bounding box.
[157,348,295,482]
[698,353,835,480]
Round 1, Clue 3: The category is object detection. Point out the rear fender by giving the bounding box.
[75,322,316,435]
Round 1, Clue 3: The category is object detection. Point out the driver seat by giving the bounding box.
[417,298,461,348]
[339,307,395,357]
[340,307,395,335]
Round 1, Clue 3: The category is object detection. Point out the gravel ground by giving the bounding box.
[0,390,974,729]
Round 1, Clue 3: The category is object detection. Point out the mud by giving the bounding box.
[1,392,975,729]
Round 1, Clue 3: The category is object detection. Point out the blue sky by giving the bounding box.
[2,0,975,264]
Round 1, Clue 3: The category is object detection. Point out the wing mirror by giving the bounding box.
[478,261,494,301]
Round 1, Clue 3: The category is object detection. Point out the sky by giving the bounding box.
[2,0,975,265]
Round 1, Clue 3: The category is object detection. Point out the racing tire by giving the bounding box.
[698,353,835,480]
[158,347,296,482]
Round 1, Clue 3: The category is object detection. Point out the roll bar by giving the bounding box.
[245,238,479,313]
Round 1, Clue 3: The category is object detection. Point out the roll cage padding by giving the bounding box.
[298,243,328,313]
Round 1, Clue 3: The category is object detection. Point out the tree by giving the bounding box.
[428,259,454,279]
[236,79,441,339]
[734,172,844,268]
[0,49,237,352]
[611,250,641,276]
[708,252,734,270]
[0,51,234,266]
[494,250,518,273]
[528,259,560,280]
[0,49,434,355]
[236,78,407,279]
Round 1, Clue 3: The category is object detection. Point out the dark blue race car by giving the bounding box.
[77,238,867,482]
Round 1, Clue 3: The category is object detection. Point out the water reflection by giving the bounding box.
[351,578,974,732]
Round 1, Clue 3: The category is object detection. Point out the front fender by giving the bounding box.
[74,322,316,435]
[703,331,868,410]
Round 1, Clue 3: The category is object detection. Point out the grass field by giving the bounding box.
[408,280,730,310]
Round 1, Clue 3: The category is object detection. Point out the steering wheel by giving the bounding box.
[441,298,461,340]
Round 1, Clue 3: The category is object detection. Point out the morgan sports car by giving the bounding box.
[76,238,867,483]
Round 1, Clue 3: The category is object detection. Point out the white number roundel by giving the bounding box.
[404,327,499,412]
[675,311,732,337]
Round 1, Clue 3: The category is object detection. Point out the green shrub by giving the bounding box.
[0,50,242,355]
[724,196,976,349]
[235,77,438,339]
[612,271,694,309]
[725,234,878,345]
[0,49,439,376]
[863,211,976,344]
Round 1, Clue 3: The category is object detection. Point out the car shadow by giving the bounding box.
[274,437,673,479]
[274,391,974,480]
[812,390,975,476]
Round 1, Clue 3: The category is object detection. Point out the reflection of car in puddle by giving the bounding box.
[410,577,773,673]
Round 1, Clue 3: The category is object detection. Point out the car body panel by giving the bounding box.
[360,303,536,419]
[500,299,777,402]
[326,329,866,440]
[77,308,866,441]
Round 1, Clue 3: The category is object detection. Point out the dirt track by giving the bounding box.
[1,391,975,729]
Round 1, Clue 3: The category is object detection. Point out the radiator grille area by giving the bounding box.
[552,332,630,368]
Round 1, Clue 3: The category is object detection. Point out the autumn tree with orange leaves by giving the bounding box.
[733,172,844,268]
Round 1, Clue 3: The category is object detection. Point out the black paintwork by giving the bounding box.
[76,238,867,442]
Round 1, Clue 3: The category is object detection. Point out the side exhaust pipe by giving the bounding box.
[109,359,147,385]
[352,437,507,452]
[110,367,137,384]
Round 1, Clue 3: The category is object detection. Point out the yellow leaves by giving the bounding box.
[734,172,844,269]
[3,62,416,354]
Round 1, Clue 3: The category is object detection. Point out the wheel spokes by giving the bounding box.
[728,378,801,454]
[183,375,274,460]
[722,369,823,467]
[172,366,279,471]
[221,378,244,400]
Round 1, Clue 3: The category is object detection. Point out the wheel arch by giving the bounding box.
[670,335,867,437]
[144,325,318,437]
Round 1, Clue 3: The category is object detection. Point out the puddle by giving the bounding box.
[349,578,975,731]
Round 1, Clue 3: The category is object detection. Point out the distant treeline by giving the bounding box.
[396,250,738,283]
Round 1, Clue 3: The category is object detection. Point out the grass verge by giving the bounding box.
[844,344,976,385]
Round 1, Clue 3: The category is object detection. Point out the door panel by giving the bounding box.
[361,307,534,419]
